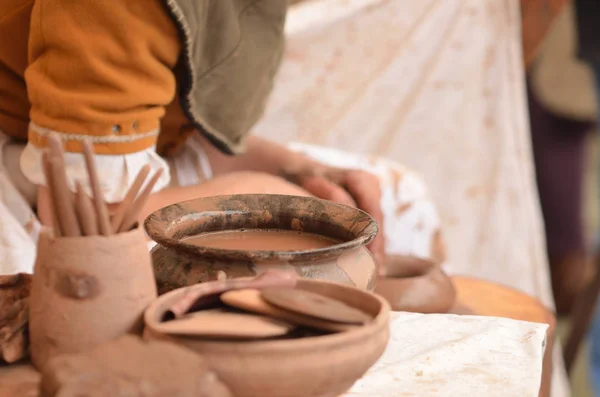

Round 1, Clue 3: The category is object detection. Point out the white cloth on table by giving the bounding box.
[347,311,547,397]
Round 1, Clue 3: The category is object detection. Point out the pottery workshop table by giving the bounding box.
[342,277,555,397]
[0,312,548,397]
[345,312,547,397]
[452,276,555,397]
[0,277,551,397]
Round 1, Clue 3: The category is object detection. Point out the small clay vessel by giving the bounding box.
[383,254,436,278]
[29,228,157,371]
[448,302,475,315]
[144,278,390,397]
[146,194,379,294]
[375,257,456,313]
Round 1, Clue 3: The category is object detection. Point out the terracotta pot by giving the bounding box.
[144,278,390,397]
[375,256,456,313]
[29,228,157,371]
[145,194,379,294]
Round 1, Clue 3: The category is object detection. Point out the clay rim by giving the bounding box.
[144,194,378,261]
[143,278,390,350]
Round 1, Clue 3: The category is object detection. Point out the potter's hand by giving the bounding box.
[295,168,386,274]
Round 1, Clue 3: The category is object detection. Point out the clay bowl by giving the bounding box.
[375,255,456,313]
[144,279,390,397]
[145,194,379,292]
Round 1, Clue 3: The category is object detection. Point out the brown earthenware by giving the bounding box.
[383,254,436,278]
[145,194,379,293]
[375,256,456,313]
[144,278,390,397]
[0,273,32,363]
[155,309,295,339]
[220,289,358,333]
[29,228,157,371]
[260,287,372,325]
[40,335,233,397]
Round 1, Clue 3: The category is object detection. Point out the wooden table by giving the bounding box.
[0,276,555,397]
[452,276,555,397]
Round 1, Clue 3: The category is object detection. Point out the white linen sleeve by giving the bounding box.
[20,142,171,204]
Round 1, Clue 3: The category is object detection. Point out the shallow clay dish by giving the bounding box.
[144,279,390,397]
[146,194,379,292]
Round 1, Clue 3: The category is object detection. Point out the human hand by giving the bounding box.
[292,167,386,274]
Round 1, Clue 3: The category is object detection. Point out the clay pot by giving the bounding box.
[144,278,390,397]
[145,194,379,294]
[375,255,456,313]
[29,228,157,371]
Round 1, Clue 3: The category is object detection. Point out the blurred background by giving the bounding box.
[257,1,600,396]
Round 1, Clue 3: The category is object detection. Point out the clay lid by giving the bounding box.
[261,288,372,325]
[156,309,295,340]
[144,194,378,262]
[221,289,359,332]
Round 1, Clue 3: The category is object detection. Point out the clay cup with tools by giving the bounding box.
[29,134,160,371]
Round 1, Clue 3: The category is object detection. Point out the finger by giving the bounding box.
[342,172,386,273]
[342,172,384,229]
[301,176,357,207]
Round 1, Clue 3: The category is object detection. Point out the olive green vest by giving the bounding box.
[162,0,287,154]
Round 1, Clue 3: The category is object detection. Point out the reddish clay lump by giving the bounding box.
[40,335,232,397]
[0,273,32,363]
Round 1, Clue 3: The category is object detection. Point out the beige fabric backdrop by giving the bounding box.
[257,0,552,308]
[255,1,567,395]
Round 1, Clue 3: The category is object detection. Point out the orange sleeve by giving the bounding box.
[25,0,181,155]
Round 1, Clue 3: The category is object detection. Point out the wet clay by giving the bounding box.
[183,229,340,251]
[53,270,101,300]
[40,335,232,397]
[375,267,456,313]
[0,273,32,363]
